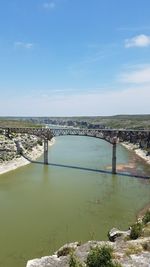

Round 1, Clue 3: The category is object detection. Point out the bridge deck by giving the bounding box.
[0,127,150,146]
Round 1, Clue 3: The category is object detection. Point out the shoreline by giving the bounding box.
[0,138,55,175]
[121,142,150,220]
[121,142,150,165]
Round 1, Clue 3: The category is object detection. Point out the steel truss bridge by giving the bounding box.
[1,127,150,174]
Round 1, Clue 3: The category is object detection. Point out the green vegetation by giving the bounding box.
[0,118,43,128]
[86,246,122,267]
[128,211,150,240]
[69,246,122,267]
[142,210,150,224]
[0,114,150,129]
[69,253,83,267]
[130,223,143,240]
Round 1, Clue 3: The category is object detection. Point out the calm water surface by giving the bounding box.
[0,136,150,267]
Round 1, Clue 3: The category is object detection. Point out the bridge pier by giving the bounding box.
[112,139,117,174]
[44,139,48,165]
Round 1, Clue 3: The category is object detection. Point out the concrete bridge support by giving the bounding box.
[112,141,117,174]
[44,139,48,165]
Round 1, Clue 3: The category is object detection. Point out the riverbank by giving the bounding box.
[121,142,150,165]
[121,142,150,221]
[0,138,55,175]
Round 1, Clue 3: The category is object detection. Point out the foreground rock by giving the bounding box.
[26,237,150,267]
[108,227,131,242]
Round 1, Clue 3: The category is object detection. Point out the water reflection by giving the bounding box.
[31,159,150,179]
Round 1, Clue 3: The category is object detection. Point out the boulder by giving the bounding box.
[26,255,65,267]
[26,242,80,267]
[108,227,131,242]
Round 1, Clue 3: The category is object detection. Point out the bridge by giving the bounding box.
[1,127,150,174]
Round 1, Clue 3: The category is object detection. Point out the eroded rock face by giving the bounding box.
[0,134,42,162]
[0,136,17,162]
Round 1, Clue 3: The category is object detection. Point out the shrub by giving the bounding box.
[130,223,143,240]
[142,210,150,224]
[69,252,83,267]
[86,245,114,267]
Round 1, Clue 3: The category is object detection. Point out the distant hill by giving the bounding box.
[0,114,150,129]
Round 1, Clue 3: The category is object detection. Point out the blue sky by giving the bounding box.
[0,0,150,116]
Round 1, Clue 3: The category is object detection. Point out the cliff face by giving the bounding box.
[0,134,42,163]
[0,135,17,162]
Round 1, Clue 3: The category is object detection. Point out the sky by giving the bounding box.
[0,0,150,116]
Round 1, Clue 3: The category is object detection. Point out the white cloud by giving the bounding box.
[0,86,149,116]
[14,42,34,49]
[43,2,55,9]
[119,65,150,83]
[125,34,150,48]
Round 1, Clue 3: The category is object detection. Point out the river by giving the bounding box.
[0,136,150,267]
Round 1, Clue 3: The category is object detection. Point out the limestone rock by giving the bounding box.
[26,238,150,267]
[26,255,68,267]
[120,251,150,267]
[108,227,131,242]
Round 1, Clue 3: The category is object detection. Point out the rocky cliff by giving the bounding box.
[26,220,150,267]
[0,133,42,163]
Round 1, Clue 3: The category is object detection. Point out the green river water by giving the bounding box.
[0,136,150,267]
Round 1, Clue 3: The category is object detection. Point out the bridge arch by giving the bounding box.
[46,129,117,174]
[51,132,112,144]
[4,126,150,174]
[1,127,117,174]
[50,128,115,144]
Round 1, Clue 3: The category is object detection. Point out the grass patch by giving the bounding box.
[125,244,142,256]
[69,253,83,267]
